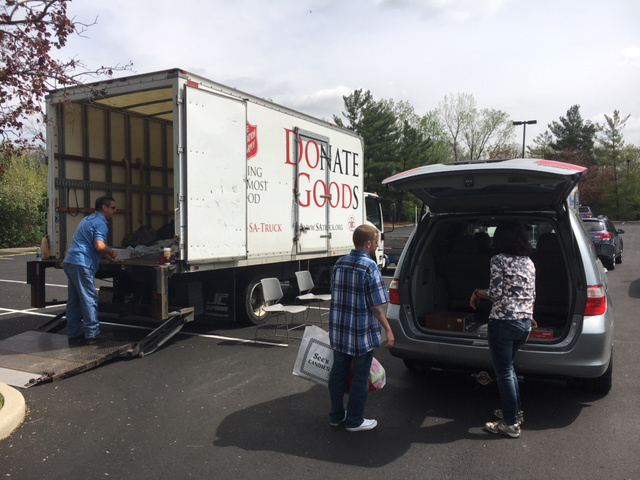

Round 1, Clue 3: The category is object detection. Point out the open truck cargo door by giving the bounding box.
[184,86,247,263]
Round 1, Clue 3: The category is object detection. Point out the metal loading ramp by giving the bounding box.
[0,307,194,388]
[0,331,134,388]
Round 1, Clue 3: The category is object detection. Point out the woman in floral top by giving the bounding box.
[470,220,537,439]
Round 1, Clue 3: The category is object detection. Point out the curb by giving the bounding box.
[0,383,26,441]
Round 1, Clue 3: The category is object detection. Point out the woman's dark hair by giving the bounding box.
[493,220,531,256]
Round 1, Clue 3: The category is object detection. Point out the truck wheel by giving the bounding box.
[238,277,269,325]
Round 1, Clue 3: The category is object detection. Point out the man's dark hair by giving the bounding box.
[95,196,115,211]
[493,220,531,257]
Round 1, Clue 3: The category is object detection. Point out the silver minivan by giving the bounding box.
[383,158,614,394]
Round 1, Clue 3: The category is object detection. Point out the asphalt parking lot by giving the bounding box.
[1,225,640,480]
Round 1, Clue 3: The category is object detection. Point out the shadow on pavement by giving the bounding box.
[213,371,594,468]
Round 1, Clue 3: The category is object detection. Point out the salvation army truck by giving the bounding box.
[28,68,385,330]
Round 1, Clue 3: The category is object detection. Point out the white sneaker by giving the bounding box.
[484,420,521,438]
[346,419,377,432]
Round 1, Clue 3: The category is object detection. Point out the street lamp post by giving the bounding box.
[513,120,537,158]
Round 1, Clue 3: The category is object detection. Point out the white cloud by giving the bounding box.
[620,46,640,67]
[376,0,508,21]
[287,85,354,118]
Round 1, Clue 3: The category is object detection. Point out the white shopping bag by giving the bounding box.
[292,325,333,386]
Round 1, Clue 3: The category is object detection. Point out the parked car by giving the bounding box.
[578,205,594,219]
[581,216,624,270]
[382,158,614,394]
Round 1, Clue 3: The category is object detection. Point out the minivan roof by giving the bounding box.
[383,158,586,213]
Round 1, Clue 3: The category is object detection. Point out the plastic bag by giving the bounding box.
[292,325,333,386]
[346,357,386,392]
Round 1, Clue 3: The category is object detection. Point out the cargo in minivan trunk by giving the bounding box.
[408,216,572,342]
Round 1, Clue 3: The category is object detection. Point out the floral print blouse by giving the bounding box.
[488,253,536,321]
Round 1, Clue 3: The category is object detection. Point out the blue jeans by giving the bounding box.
[63,263,100,339]
[329,349,374,428]
[487,319,531,426]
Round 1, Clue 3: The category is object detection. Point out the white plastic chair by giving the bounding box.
[256,277,308,343]
[295,270,331,327]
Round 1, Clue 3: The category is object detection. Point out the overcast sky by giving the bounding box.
[60,0,640,148]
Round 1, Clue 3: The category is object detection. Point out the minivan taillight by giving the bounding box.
[585,285,607,316]
[389,278,400,305]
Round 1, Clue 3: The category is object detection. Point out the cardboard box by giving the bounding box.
[425,312,474,332]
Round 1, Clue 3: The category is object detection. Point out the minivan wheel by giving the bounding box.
[578,355,613,395]
[403,358,421,372]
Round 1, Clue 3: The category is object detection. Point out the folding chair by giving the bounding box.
[255,277,308,343]
[295,270,331,327]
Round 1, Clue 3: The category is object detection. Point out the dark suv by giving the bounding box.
[581,216,624,270]
[383,158,614,394]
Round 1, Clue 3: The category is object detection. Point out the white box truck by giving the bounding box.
[28,68,386,327]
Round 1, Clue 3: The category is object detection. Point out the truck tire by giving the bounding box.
[238,277,269,325]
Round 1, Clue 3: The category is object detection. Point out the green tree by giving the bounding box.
[619,144,640,219]
[419,110,451,164]
[0,152,47,247]
[527,131,554,159]
[464,108,515,160]
[595,110,630,216]
[0,0,131,154]
[438,93,475,161]
[336,92,447,220]
[438,93,515,161]
[548,105,598,162]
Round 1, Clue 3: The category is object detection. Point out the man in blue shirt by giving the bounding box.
[328,225,395,432]
[63,196,120,345]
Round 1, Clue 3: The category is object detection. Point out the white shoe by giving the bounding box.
[346,419,377,432]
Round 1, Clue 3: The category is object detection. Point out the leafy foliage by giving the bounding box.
[335,90,441,220]
[0,151,47,247]
[527,131,554,159]
[548,105,598,162]
[438,93,515,161]
[0,0,132,154]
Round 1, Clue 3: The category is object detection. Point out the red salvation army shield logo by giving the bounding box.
[247,122,258,159]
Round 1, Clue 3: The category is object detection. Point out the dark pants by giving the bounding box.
[487,319,531,425]
[328,349,374,428]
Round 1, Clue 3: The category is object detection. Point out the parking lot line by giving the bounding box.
[0,278,67,288]
[0,305,288,347]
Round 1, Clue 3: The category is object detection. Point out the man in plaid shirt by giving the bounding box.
[328,224,395,432]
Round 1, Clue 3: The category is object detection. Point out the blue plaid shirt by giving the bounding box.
[329,249,390,356]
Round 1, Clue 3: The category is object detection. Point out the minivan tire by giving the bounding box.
[578,355,613,394]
